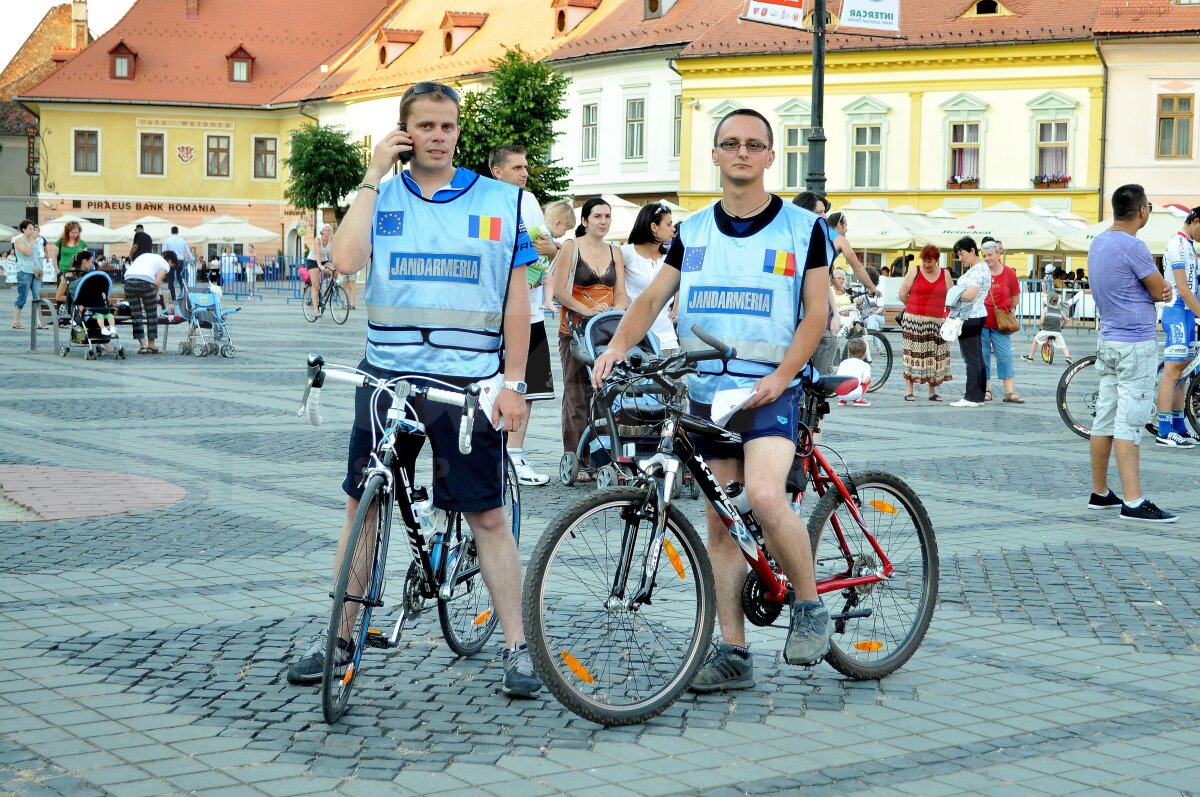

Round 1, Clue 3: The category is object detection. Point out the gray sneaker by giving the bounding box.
[502,643,543,698]
[687,642,754,693]
[784,600,831,666]
[285,636,354,685]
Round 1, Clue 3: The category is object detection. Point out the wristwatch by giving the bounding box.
[503,380,528,395]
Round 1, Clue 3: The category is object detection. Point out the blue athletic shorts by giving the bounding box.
[1161,305,1197,363]
[342,359,505,512]
[689,384,801,460]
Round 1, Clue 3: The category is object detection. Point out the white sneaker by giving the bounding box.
[950,398,982,408]
[512,457,549,486]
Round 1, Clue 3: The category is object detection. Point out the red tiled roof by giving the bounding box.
[549,0,734,62]
[679,0,1102,58]
[1094,0,1200,33]
[19,0,394,108]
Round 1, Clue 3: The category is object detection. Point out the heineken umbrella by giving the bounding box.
[0,222,16,239]
[599,194,644,243]
[837,200,919,249]
[913,201,1062,252]
[186,215,279,244]
[39,214,127,244]
[113,215,186,242]
[1058,206,1188,255]
[890,205,937,230]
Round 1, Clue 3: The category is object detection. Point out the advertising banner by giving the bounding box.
[741,0,808,31]
[839,0,901,32]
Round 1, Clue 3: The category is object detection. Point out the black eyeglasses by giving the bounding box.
[402,81,460,103]
[1146,202,1154,213]
[717,139,769,153]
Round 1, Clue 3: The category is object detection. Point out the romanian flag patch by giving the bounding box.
[763,249,797,277]
[469,215,503,241]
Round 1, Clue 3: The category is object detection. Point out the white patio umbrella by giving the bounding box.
[837,200,919,249]
[889,205,937,230]
[113,215,186,242]
[1058,206,1188,255]
[39,214,127,244]
[913,201,1062,252]
[186,215,279,245]
[0,222,17,239]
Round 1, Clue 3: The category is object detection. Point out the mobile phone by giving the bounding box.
[398,123,413,165]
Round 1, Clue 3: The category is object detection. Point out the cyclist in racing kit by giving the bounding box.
[1155,206,1200,447]
[593,108,833,692]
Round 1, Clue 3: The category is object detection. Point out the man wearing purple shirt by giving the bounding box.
[1086,184,1176,522]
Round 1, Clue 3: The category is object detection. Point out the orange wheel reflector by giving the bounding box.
[868,500,898,515]
[367,628,381,635]
[561,650,595,684]
[664,540,686,579]
[473,609,493,626]
[341,664,356,685]
[853,640,885,652]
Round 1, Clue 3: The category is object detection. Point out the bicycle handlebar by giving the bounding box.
[690,325,735,362]
[298,356,478,454]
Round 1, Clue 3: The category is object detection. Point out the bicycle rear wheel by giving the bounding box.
[865,331,892,393]
[329,283,350,325]
[807,471,937,679]
[322,474,391,723]
[302,293,317,322]
[1186,374,1200,436]
[438,456,520,656]
[1056,355,1099,439]
[523,488,714,726]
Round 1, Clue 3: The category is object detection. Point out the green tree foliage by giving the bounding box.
[456,46,571,203]
[283,124,366,222]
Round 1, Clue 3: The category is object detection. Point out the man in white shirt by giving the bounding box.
[489,145,558,486]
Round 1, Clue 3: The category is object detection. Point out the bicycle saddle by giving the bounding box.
[804,374,861,398]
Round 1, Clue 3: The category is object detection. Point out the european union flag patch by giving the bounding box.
[376,212,404,237]
[681,246,707,272]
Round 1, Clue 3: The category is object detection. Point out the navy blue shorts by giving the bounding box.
[342,359,505,512]
[689,385,802,461]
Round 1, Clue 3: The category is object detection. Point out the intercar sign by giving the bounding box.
[840,0,900,32]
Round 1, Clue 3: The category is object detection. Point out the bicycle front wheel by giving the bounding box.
[807,471,937,680]
[438,456,520,656]
[524,488,714,726]
[1056,355,1099,439]
[329,283,350,325]
[865,331,892,393]
[1186,374,1200,436]
[322,474,391,723]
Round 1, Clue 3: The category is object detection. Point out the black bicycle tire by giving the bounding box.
[302,293,318,322]
[322,474,389,723]
[330,283,351,325]
[865,331,892,393]
[1186,374,1200,436]
[523,488,715,726]
[1056,355,1098,440]
[438,456,520,655]
[806,470,938,680]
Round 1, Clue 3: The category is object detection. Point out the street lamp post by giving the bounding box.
[805,0,827,194]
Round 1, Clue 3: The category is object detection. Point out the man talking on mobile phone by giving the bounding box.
[284,82,543,698]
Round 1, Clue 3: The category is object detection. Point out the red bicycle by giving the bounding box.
[522,327,938,726]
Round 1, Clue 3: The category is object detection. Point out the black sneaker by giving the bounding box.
[1119,500,1178,524]
[1087,491,1122,510]
[502,643,543,699]
[285,637,354,685]
[1155,431,1196,448]
[688,642,754,692]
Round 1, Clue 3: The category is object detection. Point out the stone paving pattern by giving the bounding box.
[2,295,1199,796]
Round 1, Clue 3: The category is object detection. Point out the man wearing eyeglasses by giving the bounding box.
[1086,184,1176,523]
[593,108,834,691]
[285,82,544,698]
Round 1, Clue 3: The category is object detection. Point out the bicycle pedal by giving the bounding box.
[365,628,391,648]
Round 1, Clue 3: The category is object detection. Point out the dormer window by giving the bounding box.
[440,12,488,55]
[227,45,255,83]
[553,0,601,36]
[108,41,137,80]
[376,29,421,68]
[976,0,998,13]
[959,0,1015,17]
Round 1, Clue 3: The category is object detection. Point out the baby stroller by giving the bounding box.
[59,270,126,360]
[560,311,698,496]
[179,282,239,358]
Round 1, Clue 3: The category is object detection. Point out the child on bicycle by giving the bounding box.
[835,336,872,406]
[1022,291,1072,364]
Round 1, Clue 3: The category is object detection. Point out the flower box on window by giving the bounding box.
[1034,174,1070,189]
[946,175,978,189]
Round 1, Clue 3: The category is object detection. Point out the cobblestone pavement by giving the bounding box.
[2,295,1199,797]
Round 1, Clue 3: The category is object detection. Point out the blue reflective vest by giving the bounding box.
[675,202,827,403]
[365,171,523,379]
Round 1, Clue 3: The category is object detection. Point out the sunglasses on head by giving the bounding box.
[403,82,460,103]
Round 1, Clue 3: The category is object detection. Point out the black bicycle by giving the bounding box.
[299,355,520,723]
[1057,353,1200,439]
[839,287,893,393]
[303,267,350,325]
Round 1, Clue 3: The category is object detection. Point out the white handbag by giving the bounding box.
[939,317,964,342]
